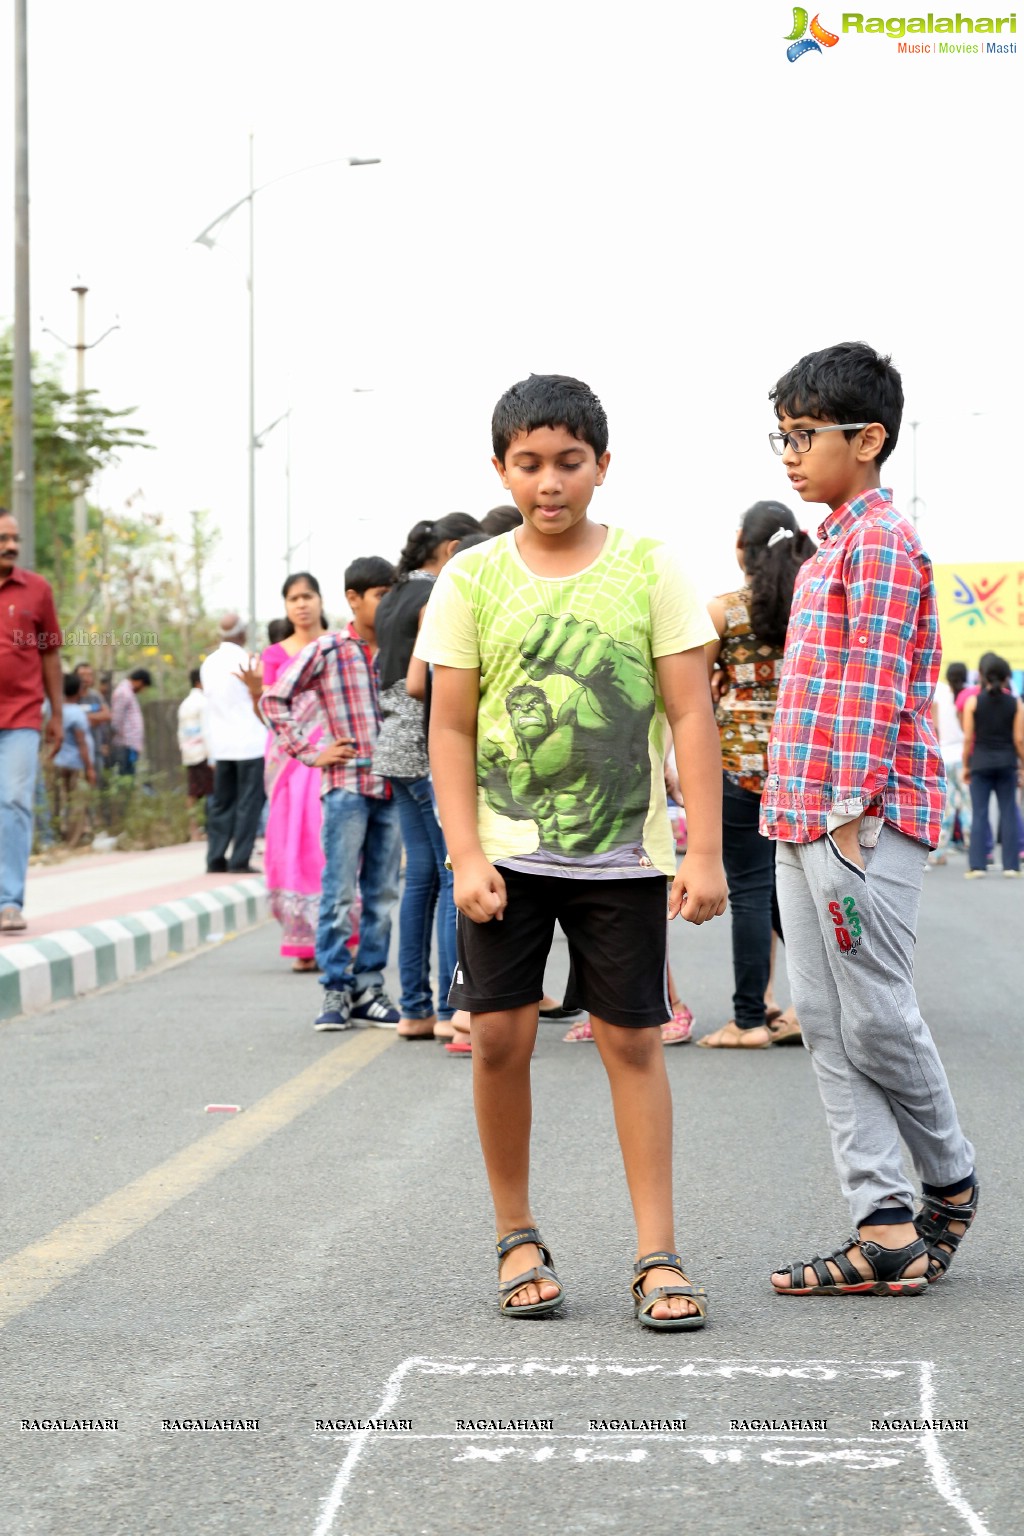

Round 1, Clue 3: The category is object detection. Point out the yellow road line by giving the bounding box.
[0,1029,395,1329]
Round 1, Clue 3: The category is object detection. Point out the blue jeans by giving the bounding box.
[722,775,783,1030]
[0,729,41,910]
[391,776,457,1022]
[317,788,401,995]
[968,766,1020,873]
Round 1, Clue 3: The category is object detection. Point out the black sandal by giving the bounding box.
[916,1183,979,1283]
[496,1227,564,1318]
[772,1235,929,1296]
[631,1250,708,1331]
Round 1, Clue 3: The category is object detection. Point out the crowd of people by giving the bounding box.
[0,348,1018,1328]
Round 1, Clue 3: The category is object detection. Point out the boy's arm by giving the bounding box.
[429,664,507,923]
[262,640,347,766]
[829,527,922,861]
[656,648,728,925]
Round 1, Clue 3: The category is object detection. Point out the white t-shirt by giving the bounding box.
[933,683,963,765]
[177,687,211,766]
[199,643,267,761]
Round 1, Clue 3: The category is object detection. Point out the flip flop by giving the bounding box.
[696,1021,772,1049]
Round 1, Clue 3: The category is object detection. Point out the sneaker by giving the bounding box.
[350,988,400,1027]
[314,989,353,1031]
[964,870,987,880]
[1004,870,1022,879]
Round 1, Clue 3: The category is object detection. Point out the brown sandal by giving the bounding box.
[696,1020,771,1049]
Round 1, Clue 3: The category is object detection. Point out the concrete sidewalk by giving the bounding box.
[0,844,267,1021]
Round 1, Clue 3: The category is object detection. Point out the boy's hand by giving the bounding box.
[314,738,356,767]
[453,854,508,924]
[830,818,865,870]
[668,853,728,925]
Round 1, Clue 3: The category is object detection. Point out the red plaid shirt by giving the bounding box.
[760,488,944,847]
[261,623,389,800]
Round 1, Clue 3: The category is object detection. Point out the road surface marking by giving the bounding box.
[0,1029,394,1329]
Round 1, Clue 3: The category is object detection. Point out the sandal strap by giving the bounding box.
[633,1250,684,1279]
[496,1227,550,1266]
[858,1237,928,1282]
[635,1283,708,1320]
[821,1244,863,1286]
[918,1187,979,1233]
[499,1262,562,1306]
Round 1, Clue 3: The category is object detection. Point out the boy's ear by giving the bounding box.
[491,454,511,489]
[856,424,887,462]
[595,450,611,484]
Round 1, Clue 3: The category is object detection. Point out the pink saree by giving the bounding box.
[261,643,325,958]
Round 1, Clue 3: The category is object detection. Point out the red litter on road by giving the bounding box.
[205,1104,241,1114]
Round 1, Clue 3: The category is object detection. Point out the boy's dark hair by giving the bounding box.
[394,514,481,582]
[982,655,1011,690]
[480,504,523,535]
[129,667,152,687]
[345,555,395,594]
[453,532,491,555]
[63,672,82,700]
[266,618,295,645]
[738,501,817,647]
[189,667,202,687]
[945,661,967,696]
[770,342,903,466]
[492,374,609,463]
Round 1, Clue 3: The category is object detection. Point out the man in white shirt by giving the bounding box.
[199,613,267,874]
[177,668,214,840]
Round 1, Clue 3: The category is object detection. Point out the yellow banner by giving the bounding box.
[934,562,1024,673]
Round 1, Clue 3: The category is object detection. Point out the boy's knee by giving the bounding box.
[596,1021,660,1068]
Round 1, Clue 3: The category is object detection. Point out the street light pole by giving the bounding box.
[194,145,380,640]
[12,0,34,564]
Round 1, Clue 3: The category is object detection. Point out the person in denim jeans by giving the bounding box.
[262,556,402,1032]
[697,501,817,1049]
[372,514,481,1039]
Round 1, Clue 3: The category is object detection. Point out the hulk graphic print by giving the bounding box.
[479,613,655,857]
[414,527,718,879]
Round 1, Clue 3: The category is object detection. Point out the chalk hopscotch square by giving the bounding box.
[311,1356,991,1536]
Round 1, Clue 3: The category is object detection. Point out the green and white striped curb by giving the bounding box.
[0,879,267,1021]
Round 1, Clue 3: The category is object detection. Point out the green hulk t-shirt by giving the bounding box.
[416,527,716,880]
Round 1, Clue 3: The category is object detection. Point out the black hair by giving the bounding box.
[344,555,396,594]
[129,667,152,686]
[738,501,817,647]
[491,374,609,463]
[63,672,82,700]
[982,655,1011,690]
[282,571,322,601]
[189,667,202,687]
[266,618,295,645]
[480,504,523,535]
[394,514,481,582]
[453,532,491,555]
[72,661,92,676]
[769,342,903,466]
[945,661,967,696]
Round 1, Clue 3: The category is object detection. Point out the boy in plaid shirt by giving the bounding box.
[761,342,978,1297]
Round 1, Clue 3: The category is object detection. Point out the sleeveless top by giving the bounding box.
[714,586,786,795]
[372,573,434,780]
[970,687,1018,773]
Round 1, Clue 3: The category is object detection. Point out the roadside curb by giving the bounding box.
[0,878,268,1022]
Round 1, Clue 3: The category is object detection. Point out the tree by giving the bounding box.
[0,328,149,609]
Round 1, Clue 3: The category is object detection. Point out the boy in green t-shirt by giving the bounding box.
[416,374,728,1329]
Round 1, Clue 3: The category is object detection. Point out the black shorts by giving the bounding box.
[450,869,671,1029]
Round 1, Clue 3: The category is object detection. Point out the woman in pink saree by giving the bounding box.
[260,574,328,970]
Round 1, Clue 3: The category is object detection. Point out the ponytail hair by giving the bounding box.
[739,500,817,647]
[394,513,482,582]
[982,654,1011,691]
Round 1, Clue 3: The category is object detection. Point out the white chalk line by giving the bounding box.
[310,1357,418,1536]
[918,1359,996,1536]
[310,1356,992,1536]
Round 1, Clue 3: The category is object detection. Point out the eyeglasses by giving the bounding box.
[768,423,871,456]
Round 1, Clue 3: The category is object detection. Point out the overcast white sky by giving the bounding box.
[1,0,1020,628]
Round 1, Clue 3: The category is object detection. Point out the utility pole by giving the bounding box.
[247,132,257,638]
[12,0,34,564]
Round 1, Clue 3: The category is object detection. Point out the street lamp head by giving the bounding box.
[348,157,382,166]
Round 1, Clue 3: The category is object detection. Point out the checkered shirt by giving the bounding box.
[760,487,944,847]
[261,623,389,799]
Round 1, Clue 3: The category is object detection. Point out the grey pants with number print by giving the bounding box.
[774,824,975,1228]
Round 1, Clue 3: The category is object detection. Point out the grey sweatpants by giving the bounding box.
[775,825,975,1228]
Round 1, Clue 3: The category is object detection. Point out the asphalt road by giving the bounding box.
[0,855,1020,1536]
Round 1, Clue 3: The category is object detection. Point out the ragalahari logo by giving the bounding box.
[950,572,1008,628]
[785,7,841,58]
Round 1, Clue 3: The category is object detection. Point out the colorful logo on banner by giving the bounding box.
[785,8,841,59]
[934,562,1024,672]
